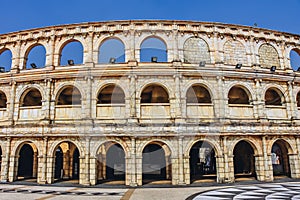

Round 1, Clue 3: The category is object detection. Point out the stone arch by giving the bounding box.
[186,84,212,103]
[139,140,173,183]
[19,87,43,107]
[94,140,129,182]
[269,138,293,177]
[290,48,300,71]
[228,85,252,104]
[58,39,84,66]
[48,139,84,157]
[23,43,46,69]
[137,139,174,158]
[183,36,211,64]
[49,140,83,182]
[183,81,216,101]
[97,84,126,104]
[98,37,125,63]
[233,140,257,179]
[184,138,222,158]
[264,87,285,106]
[0,48,12,72]
[223,39,247,65]
[140,83,170,104]
[258,43,280,69]
[139,36,168,62]
[55,85,82,105]
[268,138,295,155]
[16,84,46,104]
[228,138,261,157]
[12,140,40,181]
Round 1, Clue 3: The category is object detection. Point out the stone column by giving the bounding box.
[8,155,17,182]
[216,155,225,183]
[45,35,55,69]
[287,81,297,120]
[84,33,93,64]
[8,81,16,125]
[254,79,265,120]
[32,152,38,178]
[89,156,97,185]
[222,137,234,182]
[262,136,273,181]
[82,137,90,185]
[39,137,48,184]
[11,41,21,72]
[136,155,143,186]
[46,156,54,184]
[130,137,137,186]
[178,136,185,184]
[128,75,137,123]
[215,76,226,121]
[174,74,184,123]
[1,137,11,182]
[63,150,70,179]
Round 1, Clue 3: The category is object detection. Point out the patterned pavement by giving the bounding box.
[191,182,300,200]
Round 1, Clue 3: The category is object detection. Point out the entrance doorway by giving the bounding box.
[271,141,291,177]
[142,144,170,183]
[189,141,216,182]
[233,141,256,179]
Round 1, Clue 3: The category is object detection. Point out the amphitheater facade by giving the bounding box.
[0,20,299,186]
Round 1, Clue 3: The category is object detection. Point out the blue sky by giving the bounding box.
[1,0,300,34]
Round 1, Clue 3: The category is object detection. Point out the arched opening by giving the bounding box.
[97,85,125,104]
[0,49,12,72]
[186,85,212,103]
[271,140,291,178]
[183,37,210,64]
[233,141,256,180]
[290,48,300,71]
[142,143,171,184]
[228,86,250,104]
[17,143,38,181]
[297,92,300,108]
[21,88,42,107]
[25,45,46,69]
[99,39,125,63]
[53,142,80,183]
[59,40,83,66]
[265,88,283,106]
[96,143,126,184]
[56,86,81,105]
[141,85,169,103]
[0,91,7,109]
[189,141,216,183]
[140,37,167,62]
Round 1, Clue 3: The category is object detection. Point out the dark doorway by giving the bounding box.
[54,147,63,179]
[106,144,125,180]
[272,141,291,177]
[72,148,80,179]
[142,144,166,181]
[17,144,34,179]
[189,141,216,181]
[233,141,256,178]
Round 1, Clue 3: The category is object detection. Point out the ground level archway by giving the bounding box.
[96,142,126,184]
[271,140,291,178]
[142,143,171,184]
[233,140,256,180]
[53,142,80,183]
[17,143,38,180]
[189,141,216,182]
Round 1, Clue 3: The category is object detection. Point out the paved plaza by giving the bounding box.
[0,181,300,199]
